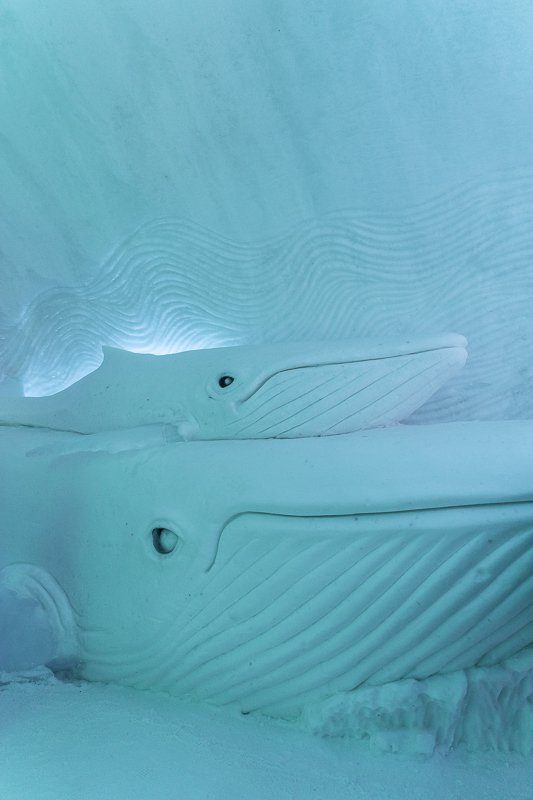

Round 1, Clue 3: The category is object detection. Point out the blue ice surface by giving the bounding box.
[2,2,533,421]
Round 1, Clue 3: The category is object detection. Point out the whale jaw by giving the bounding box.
[216,342,467,439]
[79,501,533,717]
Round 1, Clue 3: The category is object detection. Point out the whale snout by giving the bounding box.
[222,338,467,439]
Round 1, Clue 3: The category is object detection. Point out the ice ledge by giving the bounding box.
[301,649,533,756]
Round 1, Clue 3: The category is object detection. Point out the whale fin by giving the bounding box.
[0,565,78,672]
[26,424,188,458]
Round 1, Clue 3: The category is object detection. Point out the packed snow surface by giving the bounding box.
[1,671,531,800]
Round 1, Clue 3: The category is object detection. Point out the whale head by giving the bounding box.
[172,333,468,439]
[0,334,467,438]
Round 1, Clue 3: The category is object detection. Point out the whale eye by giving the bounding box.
[152,527,179,555]
[218,375,234,388]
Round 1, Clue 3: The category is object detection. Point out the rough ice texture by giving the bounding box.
[302,651,533,756]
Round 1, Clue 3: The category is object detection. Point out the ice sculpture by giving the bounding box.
[1,413,532,729]
[0,335,466,438]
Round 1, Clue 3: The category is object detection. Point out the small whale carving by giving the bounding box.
[0,334,467,438]
[1,420,531,716]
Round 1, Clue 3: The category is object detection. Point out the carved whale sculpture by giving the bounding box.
[1,421,531,717]
[0,334,467,438]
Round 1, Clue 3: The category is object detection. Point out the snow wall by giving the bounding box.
[1,0,533,421]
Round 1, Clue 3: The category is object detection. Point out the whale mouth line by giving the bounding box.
[185,501,533,713]
[223,344,466,439]
[237,345,465,406]
[205,498,533,572]
[92,494,531,710]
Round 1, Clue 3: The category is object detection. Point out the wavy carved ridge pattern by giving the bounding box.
[2,167,533,422]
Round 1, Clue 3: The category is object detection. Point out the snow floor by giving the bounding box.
[1,671,531,800]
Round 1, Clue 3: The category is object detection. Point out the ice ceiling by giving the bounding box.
[1,0,533,419]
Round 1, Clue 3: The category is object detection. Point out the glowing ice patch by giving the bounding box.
[23,334,237,396]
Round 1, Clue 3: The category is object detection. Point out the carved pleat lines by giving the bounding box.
[84,503,533,714]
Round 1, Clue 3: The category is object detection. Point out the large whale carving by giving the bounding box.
[1,421,531,717]
[0,334,467,438]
